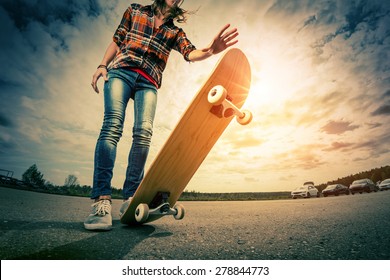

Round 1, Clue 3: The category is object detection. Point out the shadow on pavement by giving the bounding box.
[0,219,157,260]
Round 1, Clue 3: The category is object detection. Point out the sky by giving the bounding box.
[0,0,389,193]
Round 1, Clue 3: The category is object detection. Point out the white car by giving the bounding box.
[379,179,390,191]
[291,182,320,199]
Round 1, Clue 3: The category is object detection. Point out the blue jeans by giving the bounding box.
[91,68,157,200]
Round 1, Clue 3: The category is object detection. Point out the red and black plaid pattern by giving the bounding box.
[109,4,196,88]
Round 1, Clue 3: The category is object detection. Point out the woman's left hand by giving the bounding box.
[202,24,239,55]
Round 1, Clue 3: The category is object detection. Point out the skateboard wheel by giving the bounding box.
[173,204,185,220]
[135,203,149,223]
[208,85,227,105]
[237,110,253,125]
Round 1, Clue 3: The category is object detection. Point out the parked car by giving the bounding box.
[378,179,390,191]
[322,184,350,197]
[291,182,320,199]
[349,179,379,194]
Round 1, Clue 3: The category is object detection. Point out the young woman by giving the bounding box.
[84,0,238,230]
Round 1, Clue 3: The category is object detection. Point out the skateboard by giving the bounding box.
[120,48,252,225]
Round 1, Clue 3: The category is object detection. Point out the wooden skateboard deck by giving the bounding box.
[120,48,251,225]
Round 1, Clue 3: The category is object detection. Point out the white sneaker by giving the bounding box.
[119,197,133,218]
[84,199,112,231]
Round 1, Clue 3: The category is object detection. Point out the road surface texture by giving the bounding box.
[1,187,389,260]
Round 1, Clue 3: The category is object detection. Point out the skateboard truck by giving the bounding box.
[208,85,253,125]
[135,192,185,223]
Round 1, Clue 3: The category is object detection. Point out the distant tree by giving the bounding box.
[22,164,45,187]
[371,170,381,184]
[386,166,390,178]
[315,166,390,190]
[64,174,79,187]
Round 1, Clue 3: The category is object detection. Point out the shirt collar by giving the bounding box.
[139,5,153,16]
[140,5,175,25]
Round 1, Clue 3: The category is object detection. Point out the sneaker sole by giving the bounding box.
[84,223,112,231]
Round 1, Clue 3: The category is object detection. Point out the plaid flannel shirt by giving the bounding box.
[109,4,197,88]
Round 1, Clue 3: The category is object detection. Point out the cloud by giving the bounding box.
[268,144,327,171]
[371,90,390,116]
[0,113,13,128]
[221,128,264,150]
[354,131,390,153]
[0,0,103,30]
[303,15,317,27]
[320,120,360,135]
[322,141,354,152]
[310,0,389,49]
[323,131,390,162]
[366,122,382,129]
[371,103,390,116]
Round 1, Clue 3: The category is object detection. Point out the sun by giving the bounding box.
[246,70,291,117]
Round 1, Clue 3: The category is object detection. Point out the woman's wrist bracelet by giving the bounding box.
[97,64,107,70]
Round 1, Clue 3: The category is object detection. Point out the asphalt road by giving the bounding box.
[1,186,390,260]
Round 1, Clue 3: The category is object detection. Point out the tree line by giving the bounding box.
[1,164,389,200]
[315,165,390,192]
[0,164,123,199]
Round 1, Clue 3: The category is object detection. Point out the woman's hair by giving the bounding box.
[152,0,191,23]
